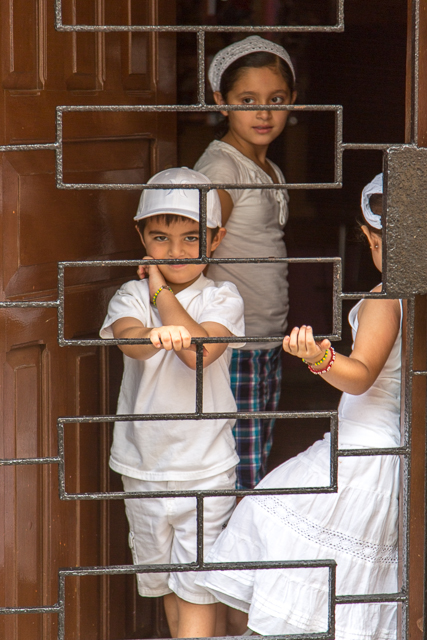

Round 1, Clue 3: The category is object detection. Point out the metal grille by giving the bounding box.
[0,1,426,638]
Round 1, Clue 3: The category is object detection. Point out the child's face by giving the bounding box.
[214,66,297,149]
[138,216,225,287]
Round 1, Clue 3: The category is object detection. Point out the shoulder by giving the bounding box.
[357,295,401,330]
[116,279,149,300]
[195,142,243,180]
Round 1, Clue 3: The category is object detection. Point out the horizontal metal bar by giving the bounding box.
[54,25,345,33]
[335,592,407,604]
[58,410,336,423]
[59,104,341,112]
[58,559,336,577]
[337,448,408,456]
[58,257,342,267]
[412,370,427,376]
[60,486,340,501]
[0,457,61,466]
[0,143,58,151]
[341,143,393,150]
[0,604,61,615]
[0,301,59,308]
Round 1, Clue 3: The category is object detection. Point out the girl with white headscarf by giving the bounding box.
[197,175,401,640]
[195,36,298,493]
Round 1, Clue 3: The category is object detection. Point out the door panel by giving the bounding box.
[0,1,176,638]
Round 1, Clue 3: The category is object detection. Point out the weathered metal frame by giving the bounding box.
[0,0,425,638]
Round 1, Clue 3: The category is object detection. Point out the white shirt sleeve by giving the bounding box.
[197,281,245,348]
[100,280,149,339]
[194,150,243,205]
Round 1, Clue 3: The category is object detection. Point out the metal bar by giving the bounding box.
[196,30,206,105]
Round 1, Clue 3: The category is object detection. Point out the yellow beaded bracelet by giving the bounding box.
[152,285,173,306]
[302,349,329,367]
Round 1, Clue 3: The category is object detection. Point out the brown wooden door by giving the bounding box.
[0,2,176,639]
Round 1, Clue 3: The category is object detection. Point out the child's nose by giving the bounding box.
[168,242,185,257]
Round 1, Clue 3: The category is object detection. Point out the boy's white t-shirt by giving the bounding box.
[100,274,244,481]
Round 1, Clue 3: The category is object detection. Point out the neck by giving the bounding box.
[165,273,202,295]
[221,131,269,167]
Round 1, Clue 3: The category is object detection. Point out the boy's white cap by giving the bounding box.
[361,173,383,230]
[134,167,222,228]
[208,35,296,93]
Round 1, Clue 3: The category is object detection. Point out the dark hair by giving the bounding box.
[357,194,383,240]
[137,214,220,240]
[219,51,295,98]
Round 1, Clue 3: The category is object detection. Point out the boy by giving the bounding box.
[100,167,245,638]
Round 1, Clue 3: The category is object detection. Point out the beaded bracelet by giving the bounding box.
[307,346,336,375]
[152,285,173,306]
[302,349,329,367]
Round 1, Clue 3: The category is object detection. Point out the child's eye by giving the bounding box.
[185,236,199,242]
[242,97,255,104]
[153,235,168,242]
[271,96,285,104]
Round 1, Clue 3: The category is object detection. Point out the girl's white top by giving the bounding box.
[195,140,289,350]
[338,297,402,448]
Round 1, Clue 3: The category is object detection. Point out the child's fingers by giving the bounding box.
[149,329,162,348]
[137,265,146,279]
[287,326,301,353]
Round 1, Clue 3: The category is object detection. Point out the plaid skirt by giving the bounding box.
[230,346,283,490]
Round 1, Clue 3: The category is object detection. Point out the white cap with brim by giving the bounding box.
[134,167,222,228]
[361,173,383,230]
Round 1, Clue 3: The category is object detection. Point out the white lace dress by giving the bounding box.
[198,300,401,640]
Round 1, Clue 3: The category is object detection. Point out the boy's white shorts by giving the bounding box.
[122,469,236,605]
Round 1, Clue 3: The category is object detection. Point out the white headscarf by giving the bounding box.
[208,36,296,93]
[361,173,383,229]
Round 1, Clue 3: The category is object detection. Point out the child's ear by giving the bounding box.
[360,224,372,246]
[213,91,228,118]
[135,224,146,248]
[210,227,227,253]
[291,90,298,105]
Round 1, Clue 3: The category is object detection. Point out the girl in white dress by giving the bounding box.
[198,174,402,640]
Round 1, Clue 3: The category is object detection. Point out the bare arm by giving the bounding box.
[113,260,234,369]
[154,287,232,369]
[111,316,192,361]
[283,297,401,395]
[217,189,234,226]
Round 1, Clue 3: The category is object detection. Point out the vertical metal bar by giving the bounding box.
[328,565,337,638]
[55,108,64,189]
[407,0,419,144]
[57,263,65,346]
[196,495,204,565]
[332,260,342,339]
[197,30,206,105]
[54,0,62,30]
[195,343,204,415]
[335,107,344,185]
[57,420,66,500]
[330,413,338,492]
[199,188,208,260]
[336,0,345,29]
[57,573,66,640]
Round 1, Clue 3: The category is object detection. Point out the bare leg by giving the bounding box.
[227,608,249,635]
[175,596,217,638]
[215,602,227,636]
[164,593,179,638]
